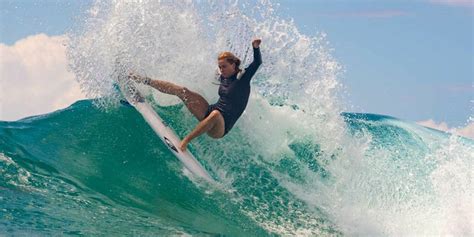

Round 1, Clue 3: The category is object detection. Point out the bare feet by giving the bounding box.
[128,71,140,81]
[179,139,189,152]
[128,72,150,84]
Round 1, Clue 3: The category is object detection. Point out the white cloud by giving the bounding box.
[417,119,474,139]
[0,34,87,121]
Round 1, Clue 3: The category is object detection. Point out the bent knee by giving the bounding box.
[208,110,225,122]
[209,110,221,118]
[206,110,225,138]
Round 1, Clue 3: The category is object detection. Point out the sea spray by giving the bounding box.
[0,0,462,235]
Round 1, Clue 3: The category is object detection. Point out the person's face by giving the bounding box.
[218,59,236,78]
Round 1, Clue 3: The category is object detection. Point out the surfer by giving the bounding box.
[130,39,262,151]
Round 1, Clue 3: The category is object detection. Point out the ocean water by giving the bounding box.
[2,0,473,236]
[1,101,472,236]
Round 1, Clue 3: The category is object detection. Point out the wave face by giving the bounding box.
[1,100,472,236]
[2,0,472,236]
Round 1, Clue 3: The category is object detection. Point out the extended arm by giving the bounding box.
[242,39,262,82]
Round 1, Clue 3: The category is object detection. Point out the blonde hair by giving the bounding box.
[218,52,242,72]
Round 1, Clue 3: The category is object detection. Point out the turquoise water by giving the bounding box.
[1,100,472,236]
[2,0,472,235]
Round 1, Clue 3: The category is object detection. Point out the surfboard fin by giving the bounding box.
[120,99,132,107]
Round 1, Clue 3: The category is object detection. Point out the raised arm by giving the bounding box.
[241,39,262,82]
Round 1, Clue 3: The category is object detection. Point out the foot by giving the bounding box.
[179,139,189,152]
[128,72,150,85]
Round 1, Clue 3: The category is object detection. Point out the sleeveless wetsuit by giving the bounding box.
[205,47,262,136]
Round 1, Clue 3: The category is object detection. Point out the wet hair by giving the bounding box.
[218,52,242,72]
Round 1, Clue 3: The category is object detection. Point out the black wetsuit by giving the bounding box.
[205,47,262,136]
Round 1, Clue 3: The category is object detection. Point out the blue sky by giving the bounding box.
[278,0,473,127]
[1,0,472,127]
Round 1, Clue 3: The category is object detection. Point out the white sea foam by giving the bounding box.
[0,152,32,189]
[67,1,473,236]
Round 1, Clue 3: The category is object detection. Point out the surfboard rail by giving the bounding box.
[115,66,214,183]
[133,101,214,182]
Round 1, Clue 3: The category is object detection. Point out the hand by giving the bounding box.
[179,139,189,152]
[252,38,261,48]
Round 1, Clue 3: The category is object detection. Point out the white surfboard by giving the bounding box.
[116,68,214,183]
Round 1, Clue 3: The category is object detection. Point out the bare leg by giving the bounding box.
[179,110,225,151]
[147,79,209,121]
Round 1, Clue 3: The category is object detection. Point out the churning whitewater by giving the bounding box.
[1,1,472,236]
